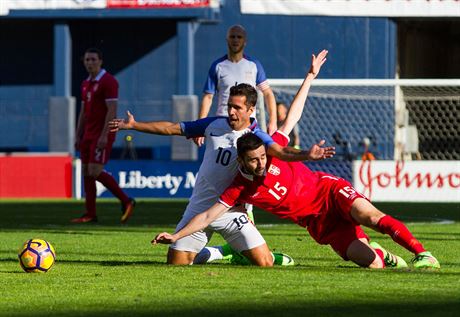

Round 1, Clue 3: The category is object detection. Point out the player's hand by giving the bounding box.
[308,49,328,78]
[267,121,277,136]
[307,140,335,161]
[193,136,205,147]
[109,110,136,132]
[151,232,177,245]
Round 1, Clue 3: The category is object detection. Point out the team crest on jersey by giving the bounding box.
[268,164,280,176]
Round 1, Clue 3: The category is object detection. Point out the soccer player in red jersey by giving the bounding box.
[72,48,135,224]
[155,130,440,269]
[154,55,440,269]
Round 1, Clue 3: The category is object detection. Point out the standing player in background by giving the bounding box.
[195,24,278,147]
[277,102,301,149]
[72,48,135,224]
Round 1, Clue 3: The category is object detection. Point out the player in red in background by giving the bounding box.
[72,48,135,224]
[153,56,440,269]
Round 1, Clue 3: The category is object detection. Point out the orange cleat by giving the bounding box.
[121,198,136,224]
[71,214,98,223]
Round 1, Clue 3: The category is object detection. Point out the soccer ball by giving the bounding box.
[18,239,56,273]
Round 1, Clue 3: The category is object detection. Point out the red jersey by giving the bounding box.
[219,132,329,227]
[81,69,118,139]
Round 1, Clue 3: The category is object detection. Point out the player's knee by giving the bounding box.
[256,258,274,267]
[252,254,274,267]
[87,171,99,178]
[367,255,385,269]
[349,253,383,269]
[263,256,274,267]
[346,239,383,268]
[242,247,274,267]
[351,202,385,228]
[87,165,103,178]
[167,248,195,265]
[368,213,385,228]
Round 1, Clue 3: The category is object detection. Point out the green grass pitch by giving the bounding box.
[0,199,459,316]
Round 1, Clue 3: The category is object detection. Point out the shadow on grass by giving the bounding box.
[1,201,459,231]
[0,257,164,267]
[5,299,460,317]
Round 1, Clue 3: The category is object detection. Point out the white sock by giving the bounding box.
[193,246,224,264]
[245,203,255,223]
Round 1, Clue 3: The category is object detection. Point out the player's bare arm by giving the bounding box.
[109,110,182,135]
[193,93,214,146]
[152,202,230,244]
[279,49,328,136]
[97,100,117,149]
[264,88,278,135]
[198,93,214,119]
[75,102,86,150]
[267,141,334,162]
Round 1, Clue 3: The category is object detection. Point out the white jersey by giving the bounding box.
[180,117,274,217]
[202,54,270,117]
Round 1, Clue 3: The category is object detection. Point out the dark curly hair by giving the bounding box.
[229,83,258,109]
[237,133,264,158]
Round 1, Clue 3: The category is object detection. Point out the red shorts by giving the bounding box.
[79,137,114,165]
[306,173,369,260]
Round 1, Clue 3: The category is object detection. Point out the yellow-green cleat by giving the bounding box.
[370,241,408,268]
[272,252,295,266]
[412,251,440,269]
[229,250,295,266]
[219,243,295,266]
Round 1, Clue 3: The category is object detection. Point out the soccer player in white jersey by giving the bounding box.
[195,24,278,148]
[195,24,277,236]
[109,50,331,266]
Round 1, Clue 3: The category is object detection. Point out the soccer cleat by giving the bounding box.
[370,241,408,268]
[229,251,251,266]
[272,252,295,266]
[412,251,440,269]
[229,250,295,266]
[71,214,98,223]
[121,198,136,224]
[220,244,235,261]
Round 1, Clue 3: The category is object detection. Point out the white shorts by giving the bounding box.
[170,209,266,253]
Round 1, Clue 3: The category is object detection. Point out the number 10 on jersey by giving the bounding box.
[216,147,231,166]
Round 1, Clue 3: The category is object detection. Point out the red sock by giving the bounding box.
[374,248,386,268]
[97,171,129,205]
[377,215,426,254]
[84,176,96,217]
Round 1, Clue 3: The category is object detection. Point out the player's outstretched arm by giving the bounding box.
[152,202,230,245]
[306,140,335,160]
[264,88,278,135]
[268,141,335,162]
[109,110,182,136]
[278,49,328,136]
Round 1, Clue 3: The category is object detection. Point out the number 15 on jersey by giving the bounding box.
[268,182,287,200]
